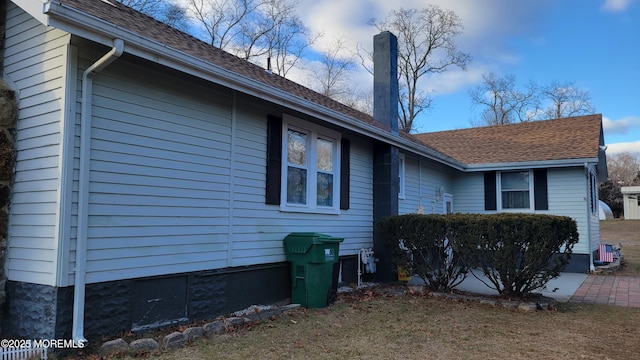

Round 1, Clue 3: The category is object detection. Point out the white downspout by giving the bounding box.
[73,39,124,346]
[585,163,595,273]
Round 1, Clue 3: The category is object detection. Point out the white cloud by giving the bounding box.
[602,116,640,135]
[606,141,640,156]
[601,0,636,12]
[425,63,488,95]
[295,0,553,99]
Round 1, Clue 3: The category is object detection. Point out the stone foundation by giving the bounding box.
[3,263,290,340]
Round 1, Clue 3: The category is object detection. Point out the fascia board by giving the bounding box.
[12,0,50,25]
[463,157,600,172]
[43,1,465,171]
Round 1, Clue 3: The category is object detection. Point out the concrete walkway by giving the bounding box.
[569,275,640,307]
[408,271,640,307]
[408,270,588,302]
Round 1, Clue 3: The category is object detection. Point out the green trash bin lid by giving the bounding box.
[284,232,344,254]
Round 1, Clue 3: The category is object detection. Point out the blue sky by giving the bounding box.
[295,0,640,157]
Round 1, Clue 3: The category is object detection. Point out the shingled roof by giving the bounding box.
[413,114,604,165]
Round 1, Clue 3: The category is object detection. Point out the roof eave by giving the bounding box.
[463,157,600,172]
[41,0,465,171]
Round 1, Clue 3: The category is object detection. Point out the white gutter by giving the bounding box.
[73,38,124,346]
[464,157,600,172]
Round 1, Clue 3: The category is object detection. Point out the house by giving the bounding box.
[1,0,607,343]
[412,115,607,274]
[621,186,640,219]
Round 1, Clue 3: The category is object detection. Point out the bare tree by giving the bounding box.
[368,7,471,133]
[311,38,356,98]
[187,0,315,75]
[262,2,319,77]
[188,0,259,49]
[539,81,596,119]
[599,151,640,217]
[469,72,538,126]
[118,0,163,10]
[608,152,640,186]
[306,38,374,114]
[117,0,189,30]
[470,74,597,126]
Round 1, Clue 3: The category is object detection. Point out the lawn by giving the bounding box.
[103,220,640,359]
[119,293,640,360]
[600,219,640,275]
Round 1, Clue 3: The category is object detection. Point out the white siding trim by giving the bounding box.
[55,43,77,287]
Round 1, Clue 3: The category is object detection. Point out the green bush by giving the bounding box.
[378,213,579,297]
[452,213,578,298]
[378,214,468,291]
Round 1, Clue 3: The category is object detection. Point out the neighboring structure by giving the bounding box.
[622,186,640,220]
[599,200,614,220]
[1,0,607,343]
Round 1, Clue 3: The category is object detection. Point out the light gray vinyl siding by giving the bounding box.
[452,168,591,255]
[452,173,487,214]
[71,52,374,284]
[546,168,590,254]
[4,3,70,285]
[399,154,454,215]
[81,57,234,283]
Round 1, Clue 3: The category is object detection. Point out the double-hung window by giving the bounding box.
[282,115,341,213]
[484,169,547,211]
[498,170,533,210]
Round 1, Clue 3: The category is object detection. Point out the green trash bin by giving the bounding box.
[284,232,344,308]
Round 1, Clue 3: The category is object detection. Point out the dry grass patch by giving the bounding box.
[122,291,640,360]
[600,220,640,275]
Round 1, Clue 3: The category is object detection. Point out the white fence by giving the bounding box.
[0,345,47,360]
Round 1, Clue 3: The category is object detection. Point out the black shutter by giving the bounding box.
[265,115,282,205]
[484,171,497,211]
[534,169,548,210]
[340,139,350,210]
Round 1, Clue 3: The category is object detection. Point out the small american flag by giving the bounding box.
[598,243,614,263]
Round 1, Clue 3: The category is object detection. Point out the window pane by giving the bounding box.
[316,173,333,207]
[287,167,307,204]
[501,171,529,190]
[317,138,333,172]
[502,191,529,209]
[287,130,306,166]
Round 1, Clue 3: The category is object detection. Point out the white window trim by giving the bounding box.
[280,114,341,214]
[497,170,534,212]
[398,153,405,199]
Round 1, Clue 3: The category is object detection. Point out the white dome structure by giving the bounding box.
[599,200,614,220]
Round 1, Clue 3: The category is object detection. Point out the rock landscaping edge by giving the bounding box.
[98,303,301,357]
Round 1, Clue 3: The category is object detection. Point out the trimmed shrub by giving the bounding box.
[378,214,468,291]
[379,213,578,298]
[450,213,578,298]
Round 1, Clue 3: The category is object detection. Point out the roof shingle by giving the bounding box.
[412,114,604,165]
